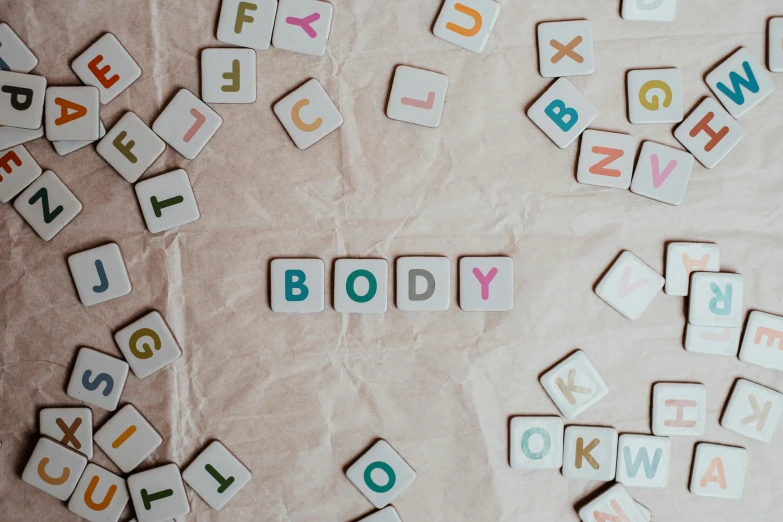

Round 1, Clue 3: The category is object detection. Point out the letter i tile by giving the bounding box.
[13,170,82,241]
[200,48,256,104]
[527,78,597,149]
[739,311,783,371]
[652,382,706,436]
[71,33,142,104]
[562,425,618,481]
[152,89,222,160]
[578,483,648,522]
[674,97,744,169]
[270,258,325,313]
[94,405,163,474]
[509,416,564,470]
[458,256,513,311]
[345,440,416,509]
[689,443,747,499]
[128,463,190,522]
[432,0,501,54]
[44,86,100,141]
[595,251,664,320]
[68,243,132,306]
[66,347,129,411]
[22,437,89,501]
[721,379,783,443]
[97,111,166,183]
[134,169,200,233]
[183,441,252,510]
[540,350,609,419]
[67,463,129,522]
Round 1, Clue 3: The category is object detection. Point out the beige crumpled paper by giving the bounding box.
[1,0,783,521]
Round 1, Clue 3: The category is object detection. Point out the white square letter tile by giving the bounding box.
[665,242,720,296]
[66,347,129,411]
[40,407,94,459]
[334,258,388,313]
[627,68,683,124]
[688,272,743,327]
[576,130,636,189]
[685,324,740,357]
[128,463,190,522]
[94,404,163,473]
[273,79,342,150]
[22,437,88,501]
[13,170,82,241]
[621,0,677,21]
[272,0,333,56]
[706,48,775,119]
[0,23,38,73]
[71,33,142,104]
[689,443,747,499]
[509,416,564,470]
[67,463,129,522]
[0,144,41,203]
[396,256,450,311]
[134,169,200,234]
[562,426,618,481]
[386,66,449,128]
[616,434,671,488]
[674,97,744,169]
[527,78,597,149]
[0,70,46,129]
[201,48,256,104]
[770,18,783,72]
[630,142,694,206]
[432,0,500,54]
[458,256,513,311]
[345,440,416,509]
[45,86,100,141]
[578,483,648,522]
[0,123,43,149]
[53,120,106,156]
[537,20,594,78]
[271,258,325,313]
[152,89,222,160]
[68,243,132,307]
[357,506,402,522]
[739,311,783,371]
[722,379,783,443]
[218,0,278,51]
[652,382,706,436]
[114,311,183,378]
[182,441,252,510]
[595,251,664,320]
[539,350,609,419]
[97,112,166,183]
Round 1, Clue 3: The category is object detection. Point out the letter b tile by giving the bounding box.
[66,347,129,411]
[562,425,618,481]
[94,405,163,474]
[270,258,325,313]
[182,441,252,510]
[540,350,609,419]
[22,437,89,501]
[721,379,783,443]
[67,463,129,522]
[396,256,450,311]
[527,78,597,149]
[688,272,744,327]
[345,440,416,509]
[689,443,747,499]
[114,311,183,379]
[458,256,513,311]
[128,463,190,522]
[68,243,132,307]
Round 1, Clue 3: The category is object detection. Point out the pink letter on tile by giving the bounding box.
[184,108,206,143]
[472,267,498,300]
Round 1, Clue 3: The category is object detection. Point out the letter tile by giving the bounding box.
[152,89,222,160]
[182,441,252,510]
[97,112,165,183]
[705,48,775,118]
[67,463,129,522]
[621,0,677,21]
[652,382,706,436]
[0,23,38,73]
[0,123,43,149]
[114,311,183,378]
[684,324,740,357]
[688,272,744,327]
[334,258,388,313]
[94,404,163,473]
[432,0,501,54]
[689,443,747,499]
[39,407,94,459]
[396,256,450,311]
[273,78,342,150]
[0,144,41,203]
[357,506,403,522]
[664,242,720,296]
[739,311,783,371]
[217,0,278,51]
[629,141,694,206]
[721,379,783,443]
[770,18,783,72]
[272,0,333,56]
[537,20,594,77]
[509,416,564,470]
[627,68,683,124]
[576,130,636,189]
[13,170,82,241]
[578,483,648,522]
[540,350,609,419]
[562,426,618,481]
[128,463,190,522]
[674,97,744,169]
[71,33,142,104]
[386,65,449,128]
[53,120,106,156]
[0,70,46,129]
[22,437,88,501]
[527,78,597,149]
[615,434,671,488]
[201,48,256,104]
[345,440,416,509]
[68,243,132,307]
[66,347,129,411]
[458,256,513,311]
[134,169,200,233]
[44,86,100,141]
[270,258,325,313]
[595,251,664,320]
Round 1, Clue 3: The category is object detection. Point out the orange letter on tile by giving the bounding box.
[446,3,482,37]
[0,149,22,181]
[589,147,624,177]
[88,55,120,89]
[291,99,322,132]
[84,475,118,511]
[682,254,710,278]
[700,457,727,489]
[37,458,70,485]
[54,98,88,125]
[755,327,783,348]
[688,112,729,152]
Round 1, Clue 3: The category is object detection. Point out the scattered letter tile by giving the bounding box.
[0,144,41,203]
[509,416,564,470]
[595,251,664,320]
[688,272,744,327]
[630,141,694,206]
[459,256,513,311]
[0,123,43,149]
[0,70,46,129]
[22,437,88,501]
[739,311,783,371]
[201,48,256,104]
[689,443,747,499]
[71,33,142,104]
[97,112,165,183]
[537,20,594,78]
[721,379,783,443]
[182,441,252,510]
[128,463,190,522]
[94,404,163,473]
[396,256,450,312]
[527,78,597,149]
[273,79,342,150]
[53,120,106,156]
[218,0,278,51]
[540,350,609,419]
[334,258,388,313]
[627,68,683,124]
[706,47,775,119]
[562,425,618,481]
[615,434,671,488]
[44,86,100,141]
[152,89,222,160]
[674,97,744,169]
[432,0,500,54]
[358,506,402,522]
[578,483,648,522]
[67,463,129,522]
[68,243,132,307]
[665,242,720,296]
[270,258,325,313]
[39,407,94,459]
[0,23,38,73]
[621,0,677,21]
[386,66,449,128]
[684,324,740,357]
[346,440,416,509]
[114,311,182,378]
[272,0,333,57]
[652,382,706,436]
[770,18,783,73]
[13,170,82,241]
[66,347,129,411]
[134,169,200,233]
[576,130,636,189]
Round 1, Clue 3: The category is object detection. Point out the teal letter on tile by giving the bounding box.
[623,446,662,479]
[544,99,578,132]
[716,61,760,106]
[285,269,309,302]
[364,461,396,493]
[709,282,733,315]
[521,427,551,460]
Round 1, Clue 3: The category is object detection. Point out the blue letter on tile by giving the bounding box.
[716,61,760,106]
[544,99,578,132]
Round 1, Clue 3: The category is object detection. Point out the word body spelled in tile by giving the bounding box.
[201,48,256,104]
[396,256,450,311]
[346,440,416,509]
[527,78,597,149]
[0,23,38,72]
[615,434,671,488]
[652,382,706,436]
[273,79,342,150]
[665,242,720,296]
[39,407,94,459]
[94,404,163,473]
[595,251,664,320]
[540,350,609,419]
[0,144,41,203]
[71,33,142,104]
[770,18,783,72]
[0,123,43,149]
[271,258,325,313]
[22,437,89,500]
[152,89,222,160]
[13,170,82,241]
[685,324,740,357]
[705,48,775,119]
[45,86,100,141]
[272,0,333,56]
[68,243,132,307]
[630,142,694,206]
[576,130,636,189]
[432,0,500,54]
[115,311,182,378]
[0,70,46,129]
[537,20,594,78]
[739,311,783,370]
[578,483,648,522]
[67,347,129,411]
[53,120,106,156]
[722,379,783,443]
[135,169,200,233]
[627,68,683,124]
[674,97,744,169]
[621,0,677,21]
[387,66,449,128]
[358,507,402,522]
[218,0,278,51]
[182,441,252,510]
[509,416,564,470]
[458,256,513,311]
[97,112,166,183]
[688,272,743,327]
[68,463,129,522]
[128,463,190,522]
[334,258,388,313]
[562,426,618,481]
[689,443,747,499]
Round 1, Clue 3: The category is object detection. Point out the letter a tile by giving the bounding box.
[433,0,501,54]
[44,86,100,141]
[540,350,609,419]
[595,251,664,320]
